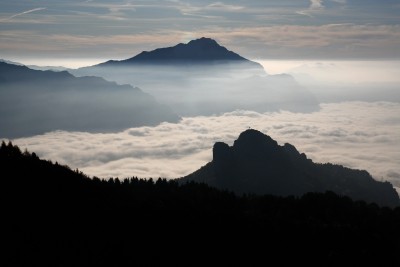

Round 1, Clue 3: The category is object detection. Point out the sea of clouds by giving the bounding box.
[9,101,400,193]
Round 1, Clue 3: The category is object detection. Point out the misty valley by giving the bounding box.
[73,38,319,116]
[1,38,400,266]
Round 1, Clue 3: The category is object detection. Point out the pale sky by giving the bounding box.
[1,0,400,65]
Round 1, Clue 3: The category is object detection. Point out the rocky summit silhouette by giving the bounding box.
[97,37,264,70]
[181,129,399,207]
[0,62,179,138]
[77,37,266,79]
[74,38,319,116]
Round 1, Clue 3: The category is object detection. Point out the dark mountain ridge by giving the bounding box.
[181,129,400,207]
[2,141,400,266]
[0,61,76,83]
[96,37,263,69]
[0,58,69,72]
[0,62,179,138]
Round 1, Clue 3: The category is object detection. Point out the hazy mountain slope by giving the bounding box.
[0,62,179,138]
[74,38,319,116]
[180,129,400,207]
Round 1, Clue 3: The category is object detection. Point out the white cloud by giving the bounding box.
[310,0,324,10]
[206,2,244,11]
[297,0,324,17]
[0,7,46,22]
[9,102,400,190]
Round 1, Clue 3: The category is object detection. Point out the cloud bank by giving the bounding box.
[9,102,400,194]
[1,0,399,61]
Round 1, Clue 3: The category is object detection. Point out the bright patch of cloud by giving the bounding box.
[257,60,400,83]
[9,102,400,190]
[310,0,324,10]
[297,0,324,17]
[207,2,244,11]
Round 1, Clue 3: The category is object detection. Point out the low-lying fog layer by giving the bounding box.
[9,101,400,193]
[260,60,400,103]
[73,62,319,115]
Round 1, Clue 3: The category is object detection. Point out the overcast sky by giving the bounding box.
[1,0,400,65]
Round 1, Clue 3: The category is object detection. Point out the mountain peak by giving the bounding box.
[93,37,264,71]
[236,129,275,143]
[181,129,400,207]
[233,129,279,156]
[187,37,219,47]
[127,37,246,62]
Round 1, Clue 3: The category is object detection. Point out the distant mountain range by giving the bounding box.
[0,62,179,138]
[73,37,319,116]
[0,59,68,72]
[181,129,400,207]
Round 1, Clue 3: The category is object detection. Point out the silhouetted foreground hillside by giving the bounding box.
[182,129,400,207]
[2,141,400,266]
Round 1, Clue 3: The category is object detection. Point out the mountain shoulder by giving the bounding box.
[181,129,400,207]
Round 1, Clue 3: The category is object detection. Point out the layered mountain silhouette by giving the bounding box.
[181,129,399,207]
[0,59,68,72]
[74,37,319,116]
[0,62,179,138]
